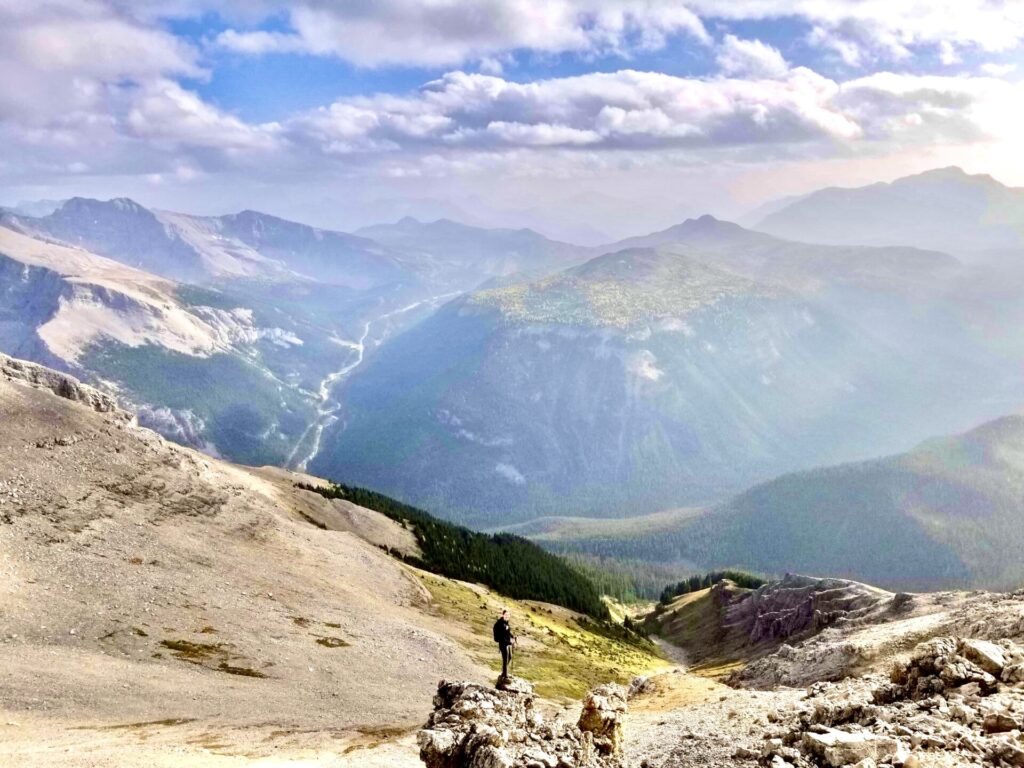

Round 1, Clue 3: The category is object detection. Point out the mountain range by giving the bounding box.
[514,413,1024,592]
[754,166,1024,257]
[0,196,587,466]
[311,211,1021,525]
[3,166,1024,566]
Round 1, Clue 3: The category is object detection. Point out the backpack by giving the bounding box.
[492,619,502,643]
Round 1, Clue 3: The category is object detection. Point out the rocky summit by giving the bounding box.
[418,678,629,768]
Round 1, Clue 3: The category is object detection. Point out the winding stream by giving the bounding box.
[288,292,460,472]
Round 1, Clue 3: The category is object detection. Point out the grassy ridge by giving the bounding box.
[658,570,766,605]
[298,480,610,620]
[418,572,667,700]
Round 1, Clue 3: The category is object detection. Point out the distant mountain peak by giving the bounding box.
[679,213,745,233]
[898,166,1002,188]
[59,196,147,214]
[755,164,1024,251]
[604,213,771,252]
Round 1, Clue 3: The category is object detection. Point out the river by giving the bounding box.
[287,292,460,472]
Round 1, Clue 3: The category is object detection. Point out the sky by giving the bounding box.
[3,1,1024,242]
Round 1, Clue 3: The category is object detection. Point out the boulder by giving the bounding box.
[960,639,1006,676]
[802,728,899,767]
[577,684,628,756]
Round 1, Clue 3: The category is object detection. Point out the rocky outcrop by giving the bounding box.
[418,678,628,768]
[578,684,629,756]
[756,635,1024,767]
[0,352,129,419]
[724,575,893,648]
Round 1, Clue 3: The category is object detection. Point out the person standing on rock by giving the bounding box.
[493,608,516,680]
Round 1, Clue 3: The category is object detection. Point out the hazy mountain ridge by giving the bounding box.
[312,243,970,525]
[755,166,1024,256]
[4,171,1024,533]
[524,414,1024,592]
[601,213,961,296]
[355,216,593,290]
[8,197,415,288]
[0,223,349,465]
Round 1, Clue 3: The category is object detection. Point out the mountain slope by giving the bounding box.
[527,414,1024,592]
[0,352,664,766]
[0,225,267,362]
[9,197,415,288]
[0,224,338,465]
[354,216,593,289]
[602,214,960,296]
[312,246,958,526]
[755,166,1024,255]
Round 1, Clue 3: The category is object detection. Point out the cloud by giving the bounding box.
[216,0,710,66]
[0,1,281,183]
[210,1,1024,72]
[125,80,280,150]
[0,1,201,124]
[716,35,789,79]
[3,0,1024,214]
[836,72,1022,145]
[286,68,863,157]
[687,1,1024,68]
[261,66,1024,188]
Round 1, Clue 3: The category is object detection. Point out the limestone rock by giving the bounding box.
[802,728,898,767]
[419,680,626,768]
[961,639,1006,676]
[578,684,628,756]
[0,352,129,419]
[496,676,534,695]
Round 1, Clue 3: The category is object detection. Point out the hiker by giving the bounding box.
[493,608,516,680]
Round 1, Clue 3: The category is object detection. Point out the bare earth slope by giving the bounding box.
[0,352,667,767]
[0,351,484,766]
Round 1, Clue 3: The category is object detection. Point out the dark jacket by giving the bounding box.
[493,617,514,646]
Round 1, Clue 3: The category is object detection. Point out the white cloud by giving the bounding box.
[216,0,709,66]
[494,462,526,485]
[285,68,865,157]
[125,80,280,150]
[5,0,1024,226]
[716,35,789,79]
[981,62,1017,77]
[836,73,1022,144]
[0,1,200,124]
[688,1,1024,67]
[0,1,282,184]
[209,1,1024,71]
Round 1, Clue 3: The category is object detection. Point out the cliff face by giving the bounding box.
[647,574,896,670]
[719,574,894,647]
[0,351,127,417]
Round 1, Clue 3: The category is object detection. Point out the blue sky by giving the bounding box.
[177,10,1004,123]
[2,1,1024,240]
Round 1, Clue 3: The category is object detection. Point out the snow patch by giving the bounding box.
[457,429,513,447]
[494,463,526,485]
[627,349,664,382]
[627,326,651,341]
[658,317,695,336]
